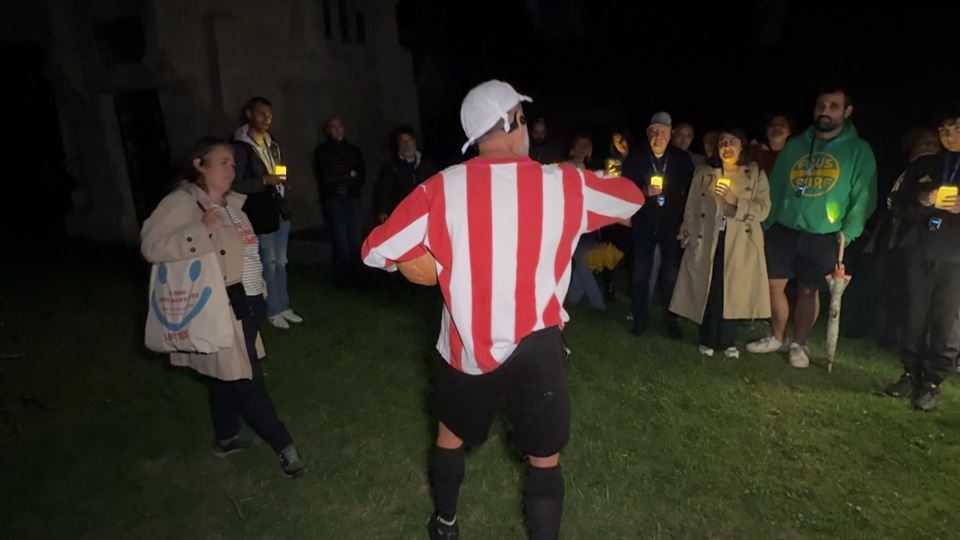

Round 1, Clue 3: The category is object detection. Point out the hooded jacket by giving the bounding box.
[766,121,877,244]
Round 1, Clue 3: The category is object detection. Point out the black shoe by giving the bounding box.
[427,513,459,540]
[913,383,941,411]
[883,373,917,399]
[214,435,254,457]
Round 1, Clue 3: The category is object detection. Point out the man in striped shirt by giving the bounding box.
[361,80,644,540]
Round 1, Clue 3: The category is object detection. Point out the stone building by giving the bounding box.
[47,0,419,242]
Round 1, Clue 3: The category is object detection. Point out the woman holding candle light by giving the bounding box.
[670,128,772,358]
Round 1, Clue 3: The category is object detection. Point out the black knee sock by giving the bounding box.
[429,446,465,522]
[523,464,564,540]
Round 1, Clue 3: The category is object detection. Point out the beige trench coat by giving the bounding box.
[141,182,265,381]
[669,163,772,324]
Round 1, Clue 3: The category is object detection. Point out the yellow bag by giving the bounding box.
[586,243,624,272]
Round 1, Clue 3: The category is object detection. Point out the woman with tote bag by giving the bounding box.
[141,137,305,477]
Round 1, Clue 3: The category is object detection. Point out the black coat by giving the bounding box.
[622,144,695,239]
[529,139,564,165]
[376,155,439,215]
[231,139,289,234]
[313,139,366,202]
[892,151,960,263]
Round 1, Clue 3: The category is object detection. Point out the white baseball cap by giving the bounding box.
[460,80,533,154]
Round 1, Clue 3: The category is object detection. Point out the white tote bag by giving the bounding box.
[144,252,234,353]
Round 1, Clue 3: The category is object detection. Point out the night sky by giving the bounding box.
[400,0,959,182]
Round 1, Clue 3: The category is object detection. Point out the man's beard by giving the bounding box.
[815,115,841,132]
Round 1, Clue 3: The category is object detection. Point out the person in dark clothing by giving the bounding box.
[528,117,564,164]
[622,111,695,338]
[313,116,366,289]
[376,124,439,223]
[883,107,960,411]
[856,127,941,348]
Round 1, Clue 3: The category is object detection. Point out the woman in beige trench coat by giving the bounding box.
[141,137,305,477]
[670,128,772,357]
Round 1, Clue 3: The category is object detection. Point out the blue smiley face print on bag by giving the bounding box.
[150,259,214,332]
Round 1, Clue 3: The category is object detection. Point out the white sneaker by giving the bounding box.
[746,336,787,354]
[280,309,303,324]
[268,315,290,329]
[723,347,740,359]
[788,343,810,368]
[698,344,715,357]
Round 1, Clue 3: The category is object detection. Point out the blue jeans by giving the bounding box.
[258,217,290,317]
[568,240,605,309]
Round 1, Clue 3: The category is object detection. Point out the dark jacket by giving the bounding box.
[892,150,960,263]
[529,139,564,165]
[231,128,289,234]
[622,143,695,238]
[376,153,439,216]
[313,139,366,202]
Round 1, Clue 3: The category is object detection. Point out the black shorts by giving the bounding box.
[430,327,570,457]
[765,223,839,289]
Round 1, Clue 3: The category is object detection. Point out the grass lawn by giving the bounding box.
[1,244,959,539]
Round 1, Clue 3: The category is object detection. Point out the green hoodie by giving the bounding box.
[766,120,877,244]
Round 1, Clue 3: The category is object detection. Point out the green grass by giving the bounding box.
[2,244,959,539]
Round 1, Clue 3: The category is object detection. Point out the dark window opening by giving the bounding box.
[356,13,366,45]
[320,0,332,39]
[338,0,351,43]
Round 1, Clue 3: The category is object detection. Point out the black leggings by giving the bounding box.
[208,295,293,453]
[699,231,735,350]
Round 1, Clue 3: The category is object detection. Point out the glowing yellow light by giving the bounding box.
[936,185,958,209]
[650,175,663,188]
[826,201,840,224]
[275,165,288,176]
[716,178,731,189]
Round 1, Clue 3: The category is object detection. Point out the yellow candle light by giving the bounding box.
[716,178,731,189]
[935,185,958,209]
[650,175,663,188]
[274,164,287,176]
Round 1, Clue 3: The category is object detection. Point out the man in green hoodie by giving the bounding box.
[747,88,877,368]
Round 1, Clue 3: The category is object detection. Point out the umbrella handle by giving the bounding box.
[836,232,846,268]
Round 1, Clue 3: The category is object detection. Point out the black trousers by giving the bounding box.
[324,197,364,288]
[631,227,681,333]
[700,231,735,350]
[209,295,293,453]
[901,257,960,385]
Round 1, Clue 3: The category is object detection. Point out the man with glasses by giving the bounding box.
[622,111,695,339]
[361,80,644,539]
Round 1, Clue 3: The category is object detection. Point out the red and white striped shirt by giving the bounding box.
[361,156,644,375]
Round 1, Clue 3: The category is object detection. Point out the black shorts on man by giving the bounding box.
[430,326,570,458]
[764,223,839,289]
